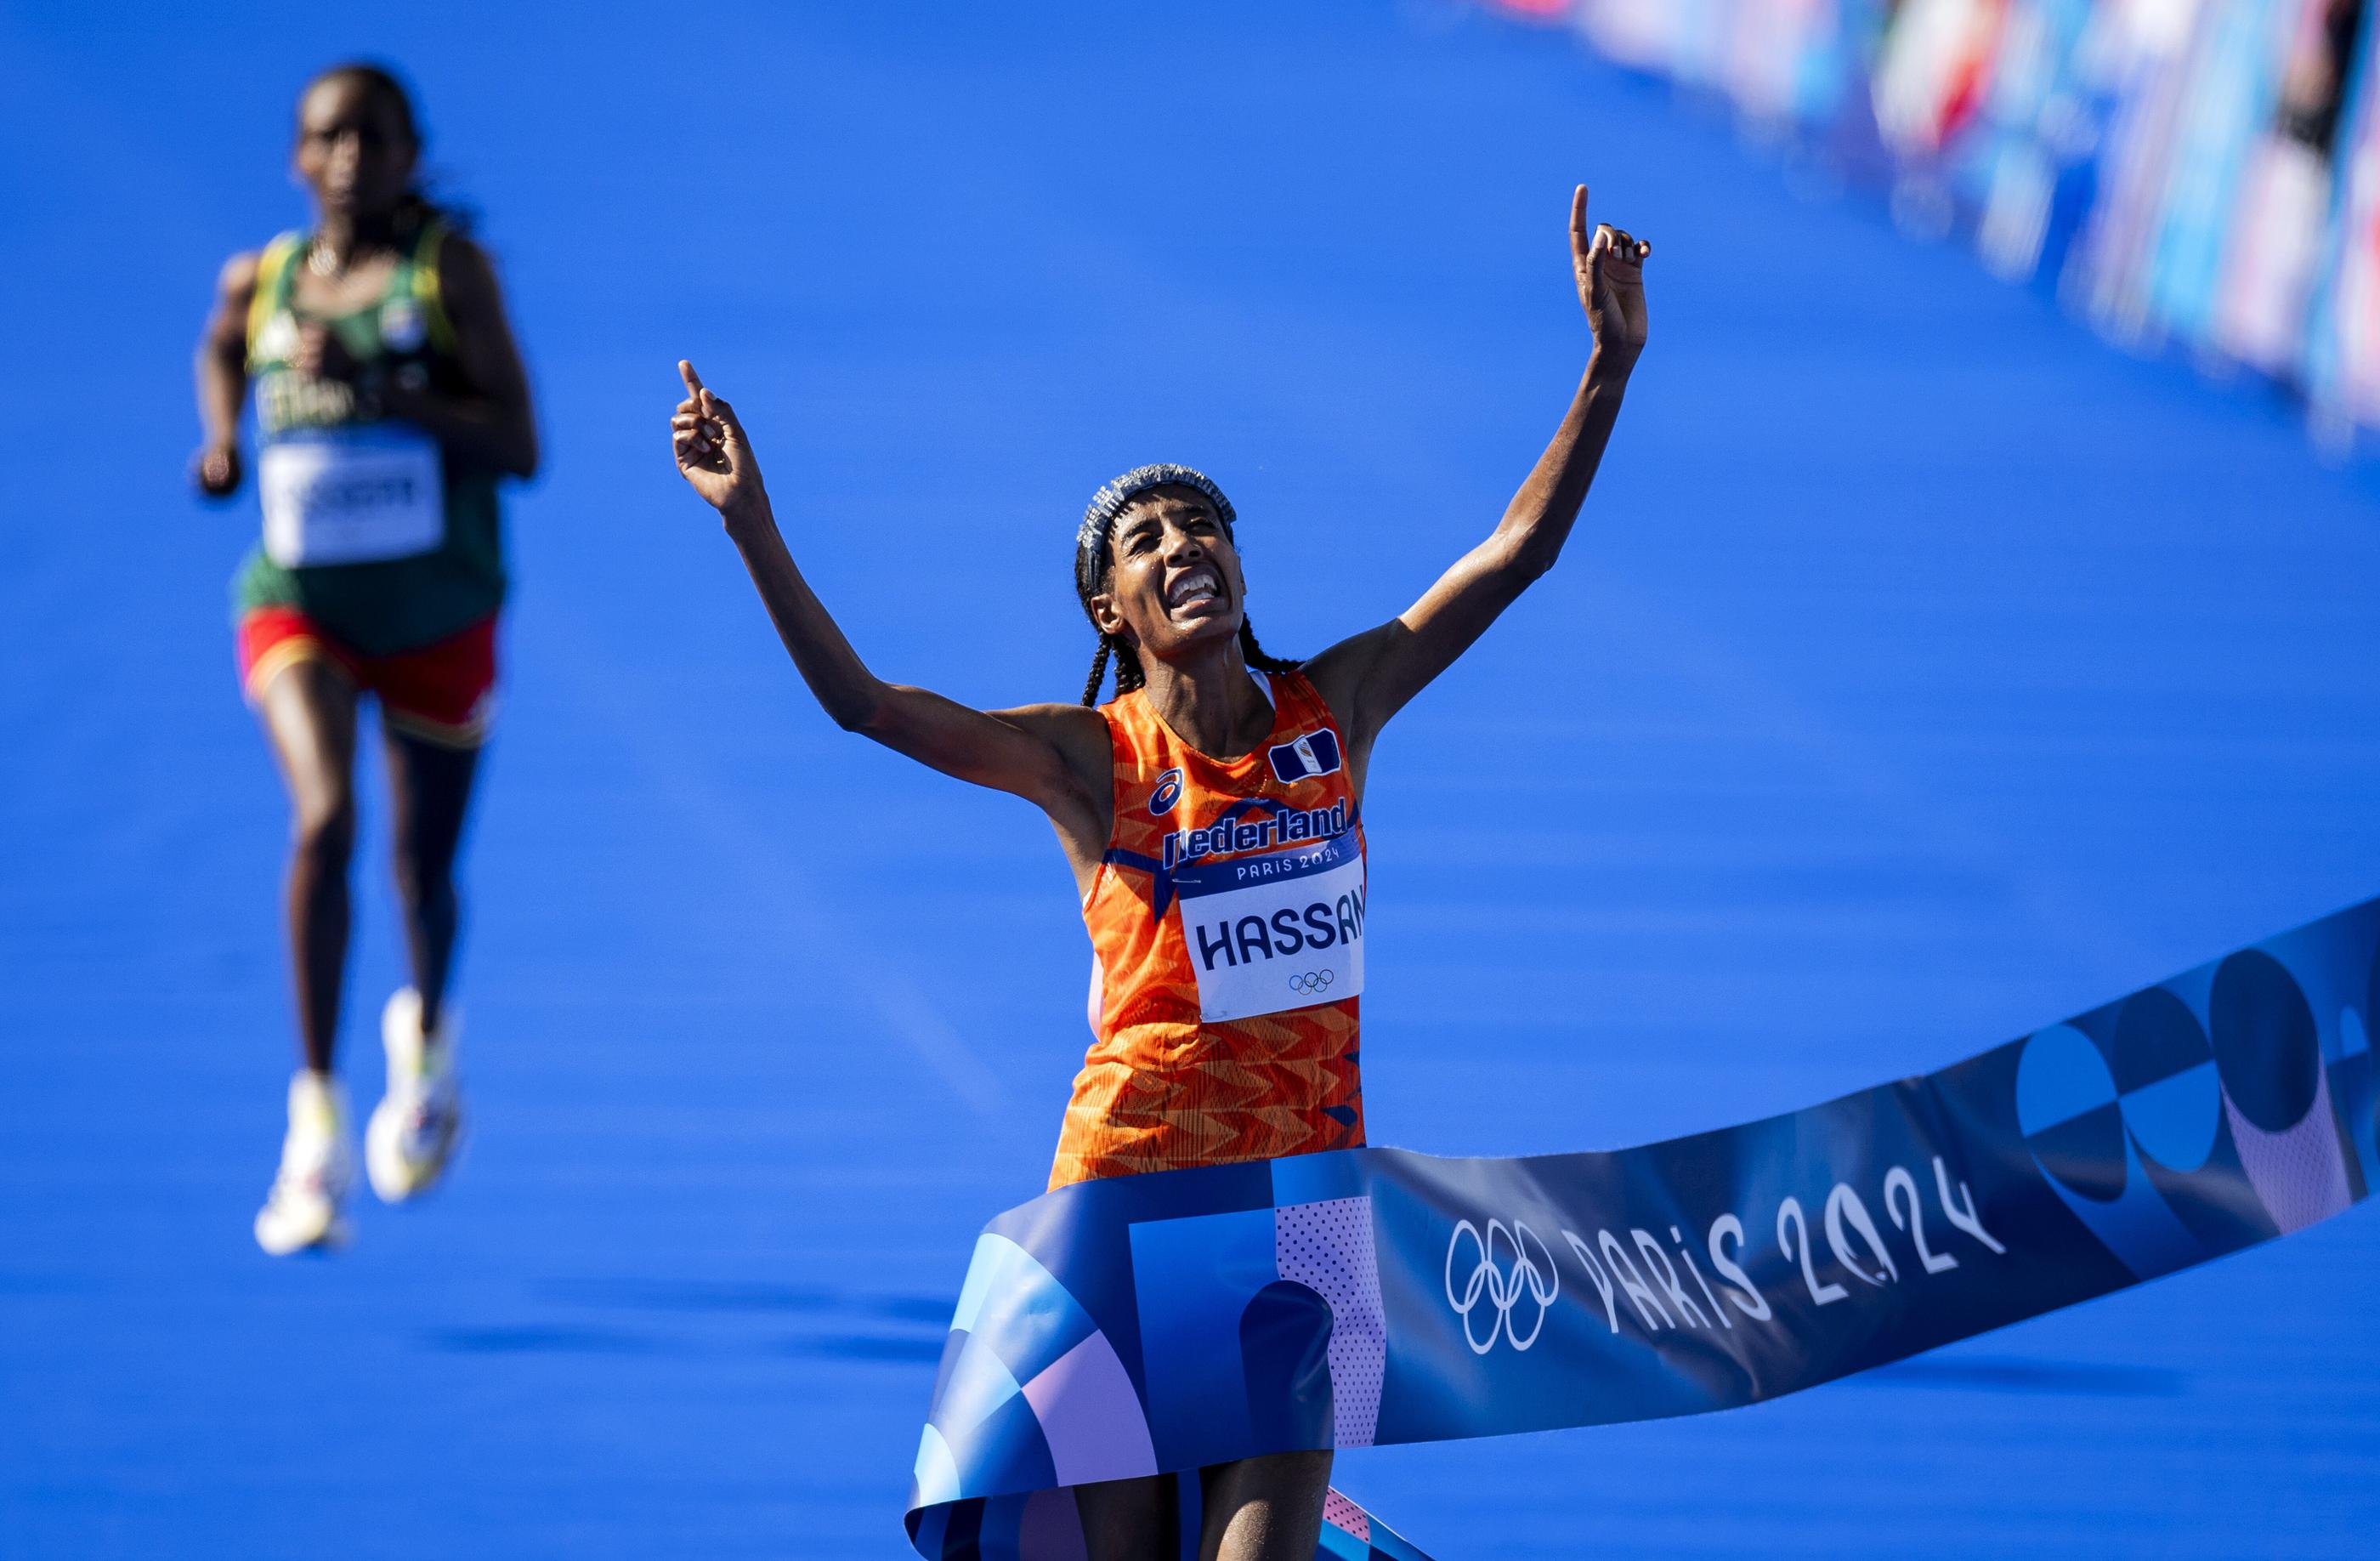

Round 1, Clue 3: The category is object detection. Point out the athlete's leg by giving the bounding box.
[364,718,479,1203]
[1198,1450,1330,1561]
[258,659,360,1075]
[252,657,362,1252]
[1076,1472,1178,1561]
[382,724,479,1029]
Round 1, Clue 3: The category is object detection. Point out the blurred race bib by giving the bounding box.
[260,426,445,567]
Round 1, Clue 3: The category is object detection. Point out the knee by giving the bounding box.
[291,789,356,870]
[390,832,454,911]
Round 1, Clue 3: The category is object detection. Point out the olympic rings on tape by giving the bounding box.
[1443,1218,1560,1354]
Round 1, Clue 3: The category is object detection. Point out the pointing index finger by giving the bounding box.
[678,359,705,398]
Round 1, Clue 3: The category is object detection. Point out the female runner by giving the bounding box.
[191,64,538,1254]
[672,187,1647,1560]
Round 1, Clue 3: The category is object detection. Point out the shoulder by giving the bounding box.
[418,230,520,359]
[991,700,1116,814]
[430,230,504,305]
[1295,622,1397,733]
[221,231,313,306]
[213,247,266,304]
[994,699,1114,771]
[994,700,1111,756]
[208,248,275,348]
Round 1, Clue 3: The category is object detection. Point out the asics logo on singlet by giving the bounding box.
[1160,799,1348,872]
[1149,768,1185,816]
[1444,1218,1561,1354]
[1268,729,1342,784]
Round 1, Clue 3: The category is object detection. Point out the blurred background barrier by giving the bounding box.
[1487,0,2380,448]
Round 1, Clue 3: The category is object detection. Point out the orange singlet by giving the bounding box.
[1051,671,1368,1189]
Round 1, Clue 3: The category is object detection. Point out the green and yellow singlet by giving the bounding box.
[233,219,505,656]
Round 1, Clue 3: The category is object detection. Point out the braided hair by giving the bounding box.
[1073,464,1300,706]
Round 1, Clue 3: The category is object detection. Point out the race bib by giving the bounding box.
[1173,827,1365,1023]
[259,426,445,567]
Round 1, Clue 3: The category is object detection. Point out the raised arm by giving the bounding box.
[669,362,1111,860]
[1305,185,1649,777]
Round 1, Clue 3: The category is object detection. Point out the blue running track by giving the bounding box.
[3,3,2377,1555]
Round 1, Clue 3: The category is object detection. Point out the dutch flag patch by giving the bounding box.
[1267,728,1343,784]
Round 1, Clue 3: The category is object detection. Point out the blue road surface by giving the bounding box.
[4,3,2378,1556]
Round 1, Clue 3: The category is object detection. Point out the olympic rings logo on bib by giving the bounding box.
[1288,970,1335,996]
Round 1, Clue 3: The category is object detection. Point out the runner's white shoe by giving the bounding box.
[254,1071,353,1255]
[366,988,463,1202]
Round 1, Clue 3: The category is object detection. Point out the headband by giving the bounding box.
[1074,463,1238,600]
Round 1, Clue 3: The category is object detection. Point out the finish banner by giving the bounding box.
[906,899,2380,1560]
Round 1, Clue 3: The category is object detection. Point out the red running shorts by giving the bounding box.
[237,608,497,749]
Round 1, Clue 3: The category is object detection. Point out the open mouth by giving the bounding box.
[1165,567,1222,612]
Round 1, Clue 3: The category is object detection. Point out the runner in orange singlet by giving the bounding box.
[1057,584,1368,1189]
[671,186,1650,1561]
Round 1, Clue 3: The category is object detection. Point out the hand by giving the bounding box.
[671,360,766,521]
[292,321,360,383]
[1570,185,1650,370]
[192,440,242,498]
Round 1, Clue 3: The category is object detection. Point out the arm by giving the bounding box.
[375,235,541,478]
[191,252,258,497]
[667,361,1110,830]
[1304,185,1650,776]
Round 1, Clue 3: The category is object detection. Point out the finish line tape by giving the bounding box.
[908,897,2380,1559]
